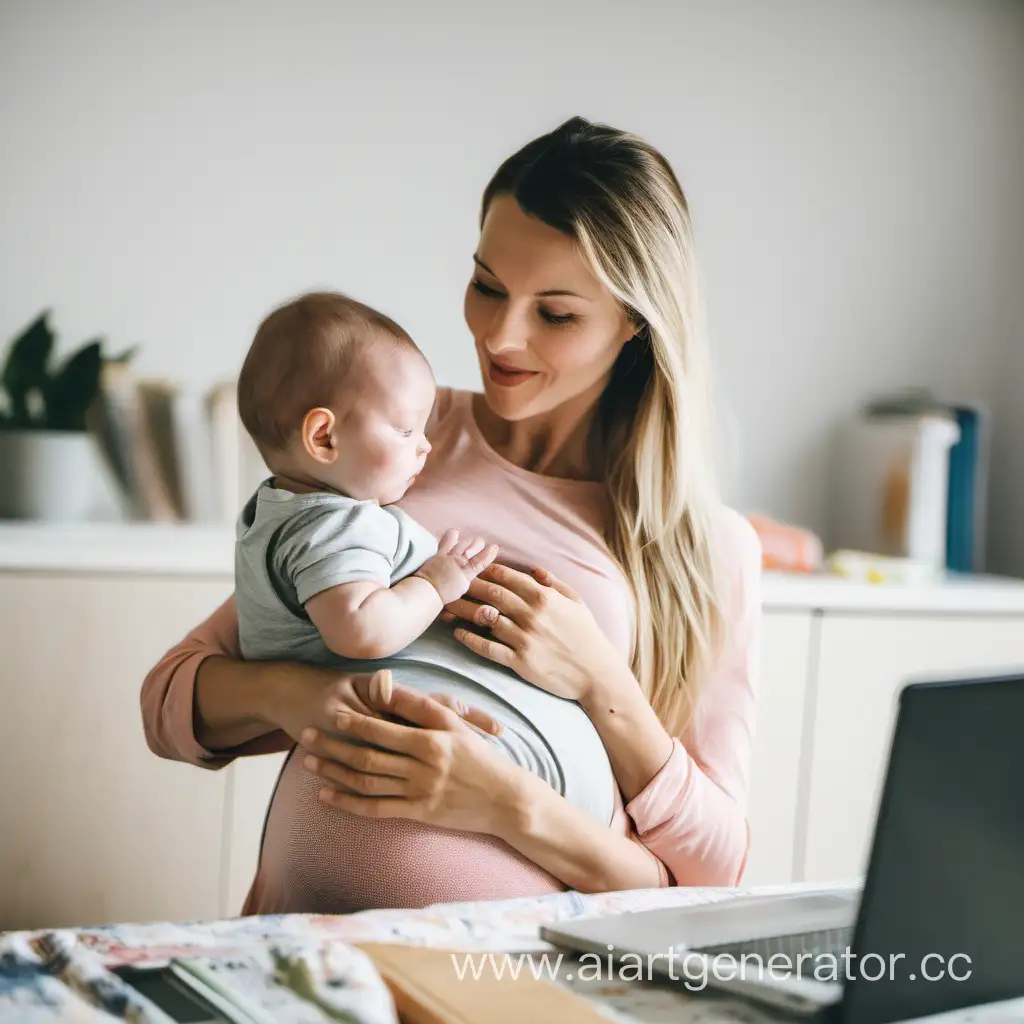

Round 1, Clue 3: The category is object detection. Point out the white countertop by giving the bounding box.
[2,521,1024,614]
[759,569,1024,614]
[0,522,235,576]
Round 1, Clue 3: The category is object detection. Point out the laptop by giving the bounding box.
[542,672,1024,1022]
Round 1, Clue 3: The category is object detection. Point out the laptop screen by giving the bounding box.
[843,674,1024,1023]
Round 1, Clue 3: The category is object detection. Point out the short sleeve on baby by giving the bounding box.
[268,496,438,606]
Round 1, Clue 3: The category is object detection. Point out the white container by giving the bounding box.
[830,413,961,568]
[0,431,100,521]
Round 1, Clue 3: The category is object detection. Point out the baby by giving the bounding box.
[234,291,614,826]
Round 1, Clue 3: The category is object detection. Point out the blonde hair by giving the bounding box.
[482,117,724,735]
[238,291,416,457]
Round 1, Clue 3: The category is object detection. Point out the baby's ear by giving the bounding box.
[302,407,338,463]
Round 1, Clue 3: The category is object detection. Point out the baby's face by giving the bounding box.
[330,342,436,506]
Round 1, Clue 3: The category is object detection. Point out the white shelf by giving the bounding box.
[1,522,1024,614]
[0,522,235,576]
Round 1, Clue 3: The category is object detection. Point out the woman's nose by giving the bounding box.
[483,304,528,355]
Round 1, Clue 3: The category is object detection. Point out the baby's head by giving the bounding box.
[238,291,435,505]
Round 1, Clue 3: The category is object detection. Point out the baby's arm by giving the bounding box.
[306,529,498,660]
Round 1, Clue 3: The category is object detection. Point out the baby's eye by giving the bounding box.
[397,429,413,437]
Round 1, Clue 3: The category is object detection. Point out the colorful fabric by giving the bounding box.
[2,883,831,1024]
[4,882,1023,1022]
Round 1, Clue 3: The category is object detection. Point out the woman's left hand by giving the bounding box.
[441,564,623,704]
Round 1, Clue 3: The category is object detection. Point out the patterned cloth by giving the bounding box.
[3,883,1022,1023]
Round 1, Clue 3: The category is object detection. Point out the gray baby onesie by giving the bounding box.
[236,481,615,826]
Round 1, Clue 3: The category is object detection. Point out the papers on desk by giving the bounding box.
[167,945,398,1024]
[0,930,397,1024]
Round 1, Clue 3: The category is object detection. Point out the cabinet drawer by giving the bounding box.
[744,611,815,885]
[0,572,231,930]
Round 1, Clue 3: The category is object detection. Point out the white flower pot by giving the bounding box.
[0,430,100,521]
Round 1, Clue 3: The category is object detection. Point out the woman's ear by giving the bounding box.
[301,407,338,464]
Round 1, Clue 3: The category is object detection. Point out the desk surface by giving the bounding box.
[3,883,1022,1024]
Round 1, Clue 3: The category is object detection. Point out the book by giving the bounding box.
[945,404,991,574]
[172,388,219,523]
[138,381,186,521]
[87,362,178,522]
[206,380,267,524]
[88,374,271,525]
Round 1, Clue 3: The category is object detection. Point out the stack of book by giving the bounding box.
[87,366,267,524]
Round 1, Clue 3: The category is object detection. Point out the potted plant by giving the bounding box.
[0,311,106,521]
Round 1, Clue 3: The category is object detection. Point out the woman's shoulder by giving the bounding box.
[713,506,763,617]
[715,507,762,566]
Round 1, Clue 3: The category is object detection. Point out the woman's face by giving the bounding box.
[463,194,635,422]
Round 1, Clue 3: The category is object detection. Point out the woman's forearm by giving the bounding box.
[495,771,665,892]
[193,655,281,751]
[581,664,676,802]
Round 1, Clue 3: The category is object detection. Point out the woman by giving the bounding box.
[141,116,762,915]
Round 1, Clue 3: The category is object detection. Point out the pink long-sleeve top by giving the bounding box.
[141,388,762,915]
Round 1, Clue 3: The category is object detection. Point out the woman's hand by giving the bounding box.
[300,683,523,837]
[441,565,628,704]
[303,679,668,893]
[258,665,502,748]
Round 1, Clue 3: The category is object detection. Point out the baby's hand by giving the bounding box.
[415,529,499,605]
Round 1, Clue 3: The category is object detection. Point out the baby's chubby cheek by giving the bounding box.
[363,446,411,502]
[331,423,390,499]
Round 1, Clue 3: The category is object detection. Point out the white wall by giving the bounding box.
[989,334,1024,577]
[2,0,1023,547]
[981,19,1024,579]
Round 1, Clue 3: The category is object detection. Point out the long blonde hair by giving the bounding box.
[482,117,724,735]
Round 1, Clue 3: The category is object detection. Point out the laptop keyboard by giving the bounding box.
[692,927,854,973]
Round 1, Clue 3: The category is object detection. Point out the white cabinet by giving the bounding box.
[224,752,288,915]
[743,611,814,886]
[0,573,231,931]
[801,614,1024,884]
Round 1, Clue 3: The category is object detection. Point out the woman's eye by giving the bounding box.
[541,309,578,327]
[472,277,575,327]
[472,279,505,299]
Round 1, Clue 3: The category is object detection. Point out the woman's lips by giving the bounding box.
[488,361,539,387]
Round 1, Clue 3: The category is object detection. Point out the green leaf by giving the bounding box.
[1,311,55,427]
[43,339,103,431]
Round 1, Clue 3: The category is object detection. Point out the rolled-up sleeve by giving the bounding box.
[625,510,762,886]
[140,595,291,769]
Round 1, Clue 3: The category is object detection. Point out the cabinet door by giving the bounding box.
[0,572,231,930]
[802,614,1024,883]
[742,611,815,886]
[224,751,288,915]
